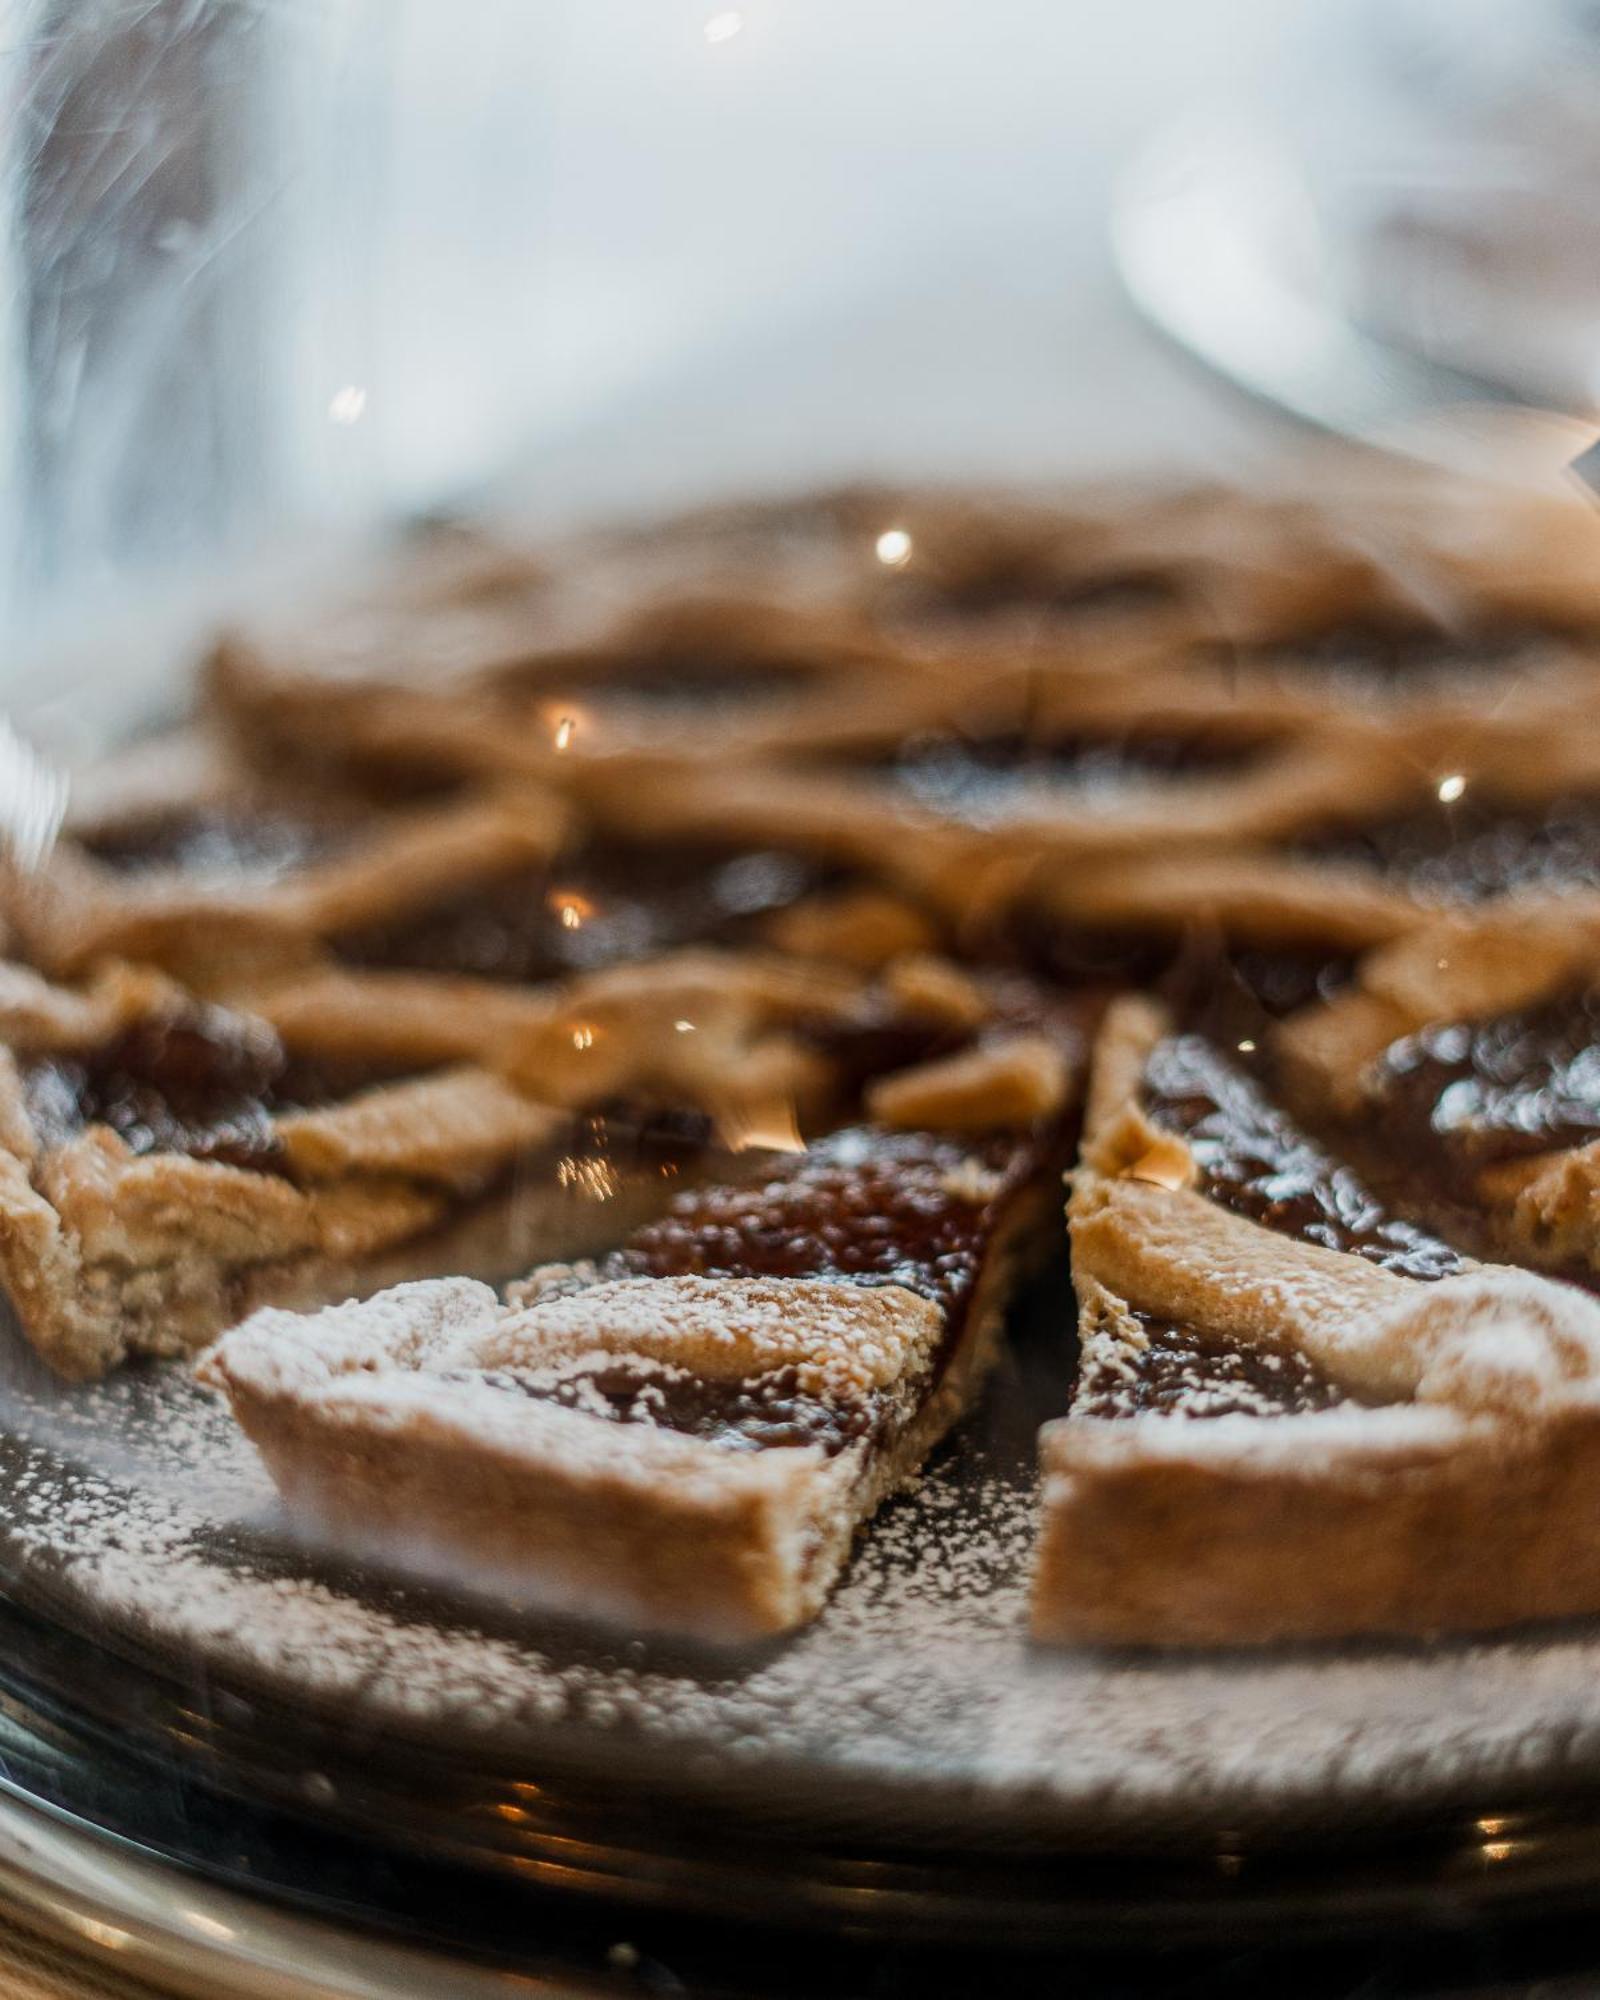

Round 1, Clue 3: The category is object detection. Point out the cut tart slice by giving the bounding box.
[1032,995,1600,1647]
[203,1084,1078,1642]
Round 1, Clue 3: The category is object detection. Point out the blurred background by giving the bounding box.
[7,0,1600,682]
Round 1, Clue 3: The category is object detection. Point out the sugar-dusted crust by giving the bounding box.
[203,1124,1053,1642]
[1032,996,1600,1647]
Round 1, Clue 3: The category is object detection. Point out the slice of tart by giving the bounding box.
[202,1019,1081,1642]
[1032,995,1600,1647]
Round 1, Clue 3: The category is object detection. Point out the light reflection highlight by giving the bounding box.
[182,1911,238,1942]
[875,527,913,567]
[78,1919,133,1951]
[722,1098,805,1154]
[540,700,592,749]
[1437,773,1467,803]
[703,9,743,42]
[328,384,367,425]
[557,1155,619,1201]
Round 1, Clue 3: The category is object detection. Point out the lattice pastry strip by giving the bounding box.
[12,730,573,988]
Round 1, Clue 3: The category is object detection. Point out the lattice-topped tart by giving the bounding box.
[8,461,1600,1651]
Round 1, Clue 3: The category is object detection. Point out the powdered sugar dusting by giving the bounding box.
[7,1323,1600,1841]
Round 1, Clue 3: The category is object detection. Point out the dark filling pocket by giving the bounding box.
[1074,1310,1349,1421]
[331,840,835,984]
[81,805,348,885]
[1295,791,1600,903]
[1143,1033,1467,1280]
[1371,985,1600,1191]
[463,1357,885,1457]
[23,1010,413,1172]
[871,728,1262,828]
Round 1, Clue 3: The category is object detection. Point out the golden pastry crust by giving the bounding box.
[1032,997,1600,1647]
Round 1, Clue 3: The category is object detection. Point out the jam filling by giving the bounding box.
[1370,985,1600,1188]
[471,1125,1043,1454]
[1297,791,1600,903]
[1143,1033,1466,1280]
[1171,944,1355,1039]
[332,839,833,984]
[1074,1310,1347,1421]
[81,806,345,886]
[891,554,1178,621]
[601,1124,1039,1318]
[21,1011,409,1172]
[877,730,1260,828]
[470,1358,882,1457]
